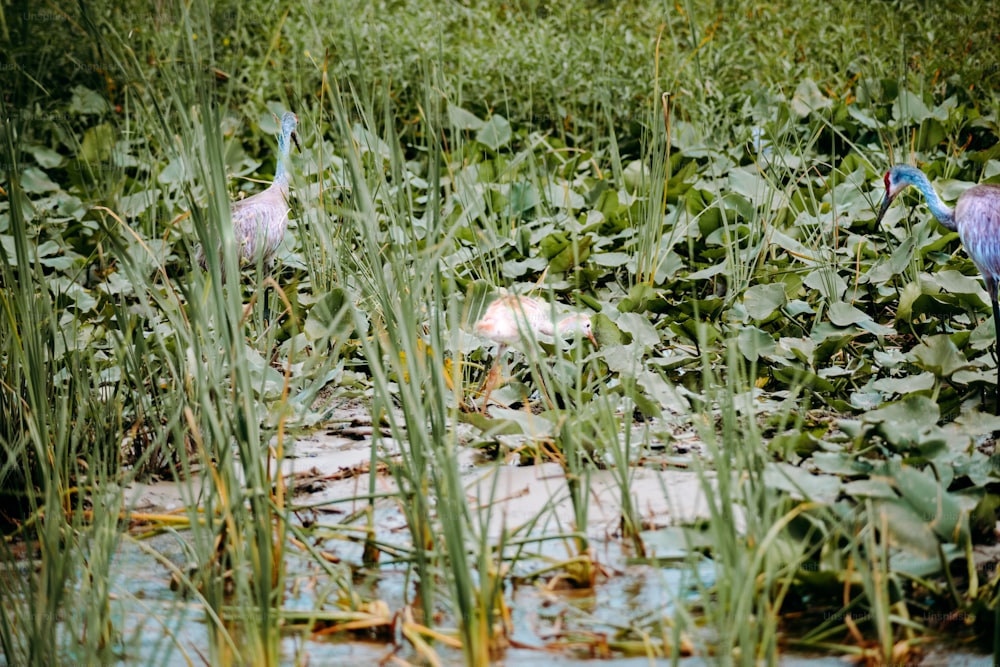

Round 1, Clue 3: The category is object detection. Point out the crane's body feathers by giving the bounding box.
[955,186,1000,288]
[474,295,596,348]
[227,185,292,270]
[197,112,300,273]
[877,165,1000,412]
[472,294,596,412]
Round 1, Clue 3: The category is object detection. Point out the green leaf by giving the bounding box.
[97,271,133,296]
[48,276,97,312]
[25,144,64,169]
[954,411,1000,437]
[892,89,933,124]
[635,370,688,413]
[157,156,188,185]
[772,366,837,393]
[910,334,972,377]
[790,78,832,117]
[932,269,984,295]
[120,189,160,218]
[79,123,115,164]
[864,395,947,455]
[476,115,512,151]
[728,167,777,208]
[874,499,940,557]
[850,389,883,410]
[892,464,971,544]
[352,124,393,159]
[763,462,841,504]
[743,283,786,320]
[479,406,554,437]
[736,325,775,362]
[618,283,657,312]
[872,372,936,395]
[623,159,649,191]
[896,281,921,323]
[505,181,538,216]
[803,267,846,301]
[591,251,632,267]
[543,181,585,210]
[812,451,873,476]
[540,233,591,272]
[826,301,894,336]
[843,478,897,499]
[448,104,485,131]
[640,526,714,560]
[785,300,814,317]
[865,394,939,431]
[304,289,350,342]
[69,85,110,115]
[20,167,60,194]
[888,237,916,275]
[616,313,663,348]
[827,301,868,327]
[57,194,87,220]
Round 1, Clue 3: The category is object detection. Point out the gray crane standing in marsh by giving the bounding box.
[875,164,1000,413]
[196,112,300,319]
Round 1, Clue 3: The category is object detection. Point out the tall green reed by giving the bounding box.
[323,67,510,662]
[88,2,312,661]
[0,104,126,667]
[684,329,817,664]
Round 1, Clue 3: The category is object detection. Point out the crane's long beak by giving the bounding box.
[585,330,598,348]
[291,130,302,153]
[874,192,893,224]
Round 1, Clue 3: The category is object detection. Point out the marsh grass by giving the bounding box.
[674,319,822,663]
[323,71,516,662]
[21,5,317,663]
[0,109,127,666]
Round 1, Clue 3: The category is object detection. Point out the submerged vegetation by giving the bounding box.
[4,0,1000,664]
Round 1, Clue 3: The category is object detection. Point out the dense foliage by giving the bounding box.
[4,0,1000,663]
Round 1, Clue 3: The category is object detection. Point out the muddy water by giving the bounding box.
[109,412,986,665]
[110,532,714,665]
[112,406,730,664]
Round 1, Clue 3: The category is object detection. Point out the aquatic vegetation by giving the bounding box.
[4,0,1000,665]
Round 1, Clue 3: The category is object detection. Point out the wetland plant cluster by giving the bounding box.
[3,0,1000,664]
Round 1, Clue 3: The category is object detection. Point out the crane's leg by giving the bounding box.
[262,282,272,325]
[478,363,502,413]
[258,261,272,325]
[992,292,1000,416]
[477,345,507,413]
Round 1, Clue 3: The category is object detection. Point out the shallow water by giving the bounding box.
[19,420,997,665]
[103,420,718,664]
[102,533,709,664]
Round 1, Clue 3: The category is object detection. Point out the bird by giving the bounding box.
[473,294,597,410]
[196,111,301,275]
[875,164,1000,412]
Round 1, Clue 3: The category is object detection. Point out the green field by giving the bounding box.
[4,0,1000,664]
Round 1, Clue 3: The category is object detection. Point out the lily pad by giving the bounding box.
[744,283,787,321]
[477,115,512,151]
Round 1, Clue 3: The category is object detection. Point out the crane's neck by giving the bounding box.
[273,130,293,189]
[274,161,288,188]
[909,173,956,231]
